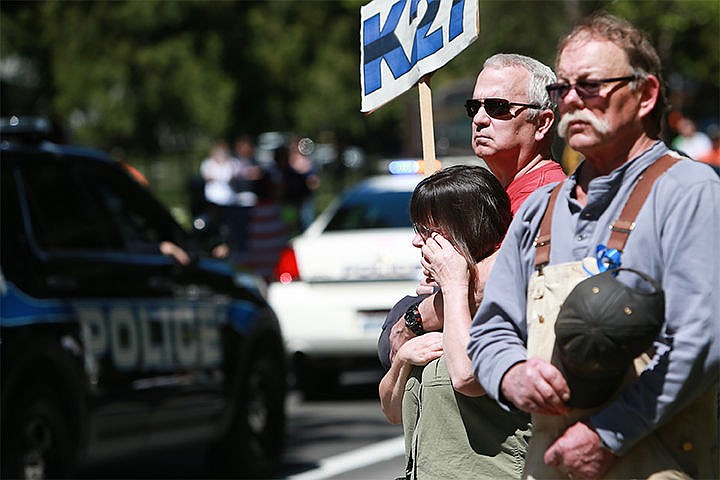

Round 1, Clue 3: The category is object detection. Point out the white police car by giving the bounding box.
[269,162,429,398]
[0,117,286,479]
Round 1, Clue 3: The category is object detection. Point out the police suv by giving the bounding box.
[0,117,286,479]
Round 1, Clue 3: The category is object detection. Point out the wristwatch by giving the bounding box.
[404,301,425,336]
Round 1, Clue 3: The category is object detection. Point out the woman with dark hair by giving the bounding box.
[409,164,511,295]
[379,165,529,479]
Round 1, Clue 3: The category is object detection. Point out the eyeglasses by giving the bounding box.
[464,98,542,119]
[413,224,436,238]
[546,75,639,103]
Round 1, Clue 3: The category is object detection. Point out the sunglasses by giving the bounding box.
[464,98,542,119]
[545,75,639,103]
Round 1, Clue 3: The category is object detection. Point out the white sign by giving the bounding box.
[360,0,479,113]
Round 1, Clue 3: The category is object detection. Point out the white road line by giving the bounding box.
[286,435,405,480]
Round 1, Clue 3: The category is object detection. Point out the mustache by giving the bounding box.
[558,110,611,138]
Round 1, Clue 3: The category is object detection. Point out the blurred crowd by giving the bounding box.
[669,113,720,172]
[190,134,321,282]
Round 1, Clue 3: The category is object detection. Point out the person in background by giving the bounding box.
[698,124,720,173]
[671,115,712,160]
[467,12,718,479]
[111,146,149,186]
[377,53,566,479]
[109,146,190,264]
[200,140,254,256]
[234,170,290,283]
[273,140,321,235]
[291,138,322,230]
[233,134,264,207]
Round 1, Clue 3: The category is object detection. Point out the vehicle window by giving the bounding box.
[19,157,183,254]
[21,160,118,250]
[324,190,412,232]
[79,161,183,253]
[1,165,45,289]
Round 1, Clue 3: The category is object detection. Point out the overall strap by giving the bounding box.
[533,183,563,269]
[533,154,678,269]
[606,154,677,252]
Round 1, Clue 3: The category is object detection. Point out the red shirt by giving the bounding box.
[506,161,566,214]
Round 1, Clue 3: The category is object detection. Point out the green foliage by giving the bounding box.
[612,0,719,79]
[2,0,716,223]
[1,0,718,157]
[2,0,236,152]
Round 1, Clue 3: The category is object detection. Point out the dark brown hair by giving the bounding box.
[410,165,512,287]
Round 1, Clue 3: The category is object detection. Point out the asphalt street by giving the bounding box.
[78,368,406,480]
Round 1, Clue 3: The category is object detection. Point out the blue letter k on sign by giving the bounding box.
[362,0,411,95]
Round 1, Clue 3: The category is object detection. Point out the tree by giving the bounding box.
[2,0,235,153]
[1,0,717,158]
[611,0,719,126]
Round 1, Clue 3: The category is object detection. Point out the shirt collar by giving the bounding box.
[567,141,667,190]
[563,141,668,214]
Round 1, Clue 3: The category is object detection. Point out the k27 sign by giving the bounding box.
[360,0,478,113]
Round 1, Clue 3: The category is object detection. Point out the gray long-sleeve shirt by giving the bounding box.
[467,141,720,454]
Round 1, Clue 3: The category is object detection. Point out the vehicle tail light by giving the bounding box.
[273,246,300,283]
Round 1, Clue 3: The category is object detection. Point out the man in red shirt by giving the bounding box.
[379,53,565,370]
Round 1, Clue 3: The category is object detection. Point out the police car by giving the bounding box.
[0,117,286,479]
[268,161,427,398]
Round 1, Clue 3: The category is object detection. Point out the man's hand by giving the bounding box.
[159,241,191,266]
[500,358,570,415]
[389,293,445,363]
[395,332,444,366]
[416,276,437,296]
[389,315,415,364]
[544,421,617,479]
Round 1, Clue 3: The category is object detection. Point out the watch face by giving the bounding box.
[404,303,424,335]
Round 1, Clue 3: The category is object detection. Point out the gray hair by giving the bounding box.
[483,53,556,121]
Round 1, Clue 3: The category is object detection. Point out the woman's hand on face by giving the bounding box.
[420,233,469,290]
[395,332,444,366]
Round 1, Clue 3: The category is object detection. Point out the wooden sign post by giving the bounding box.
[418,76,438,175]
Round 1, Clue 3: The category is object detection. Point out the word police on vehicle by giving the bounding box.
[78,302,225,371]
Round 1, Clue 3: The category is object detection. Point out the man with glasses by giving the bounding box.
[467,13,718,479]
[377,53,565,479]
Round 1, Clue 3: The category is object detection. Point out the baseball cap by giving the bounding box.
[552,268,664,409]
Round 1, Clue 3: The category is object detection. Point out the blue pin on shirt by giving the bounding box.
[584,244,622,276]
